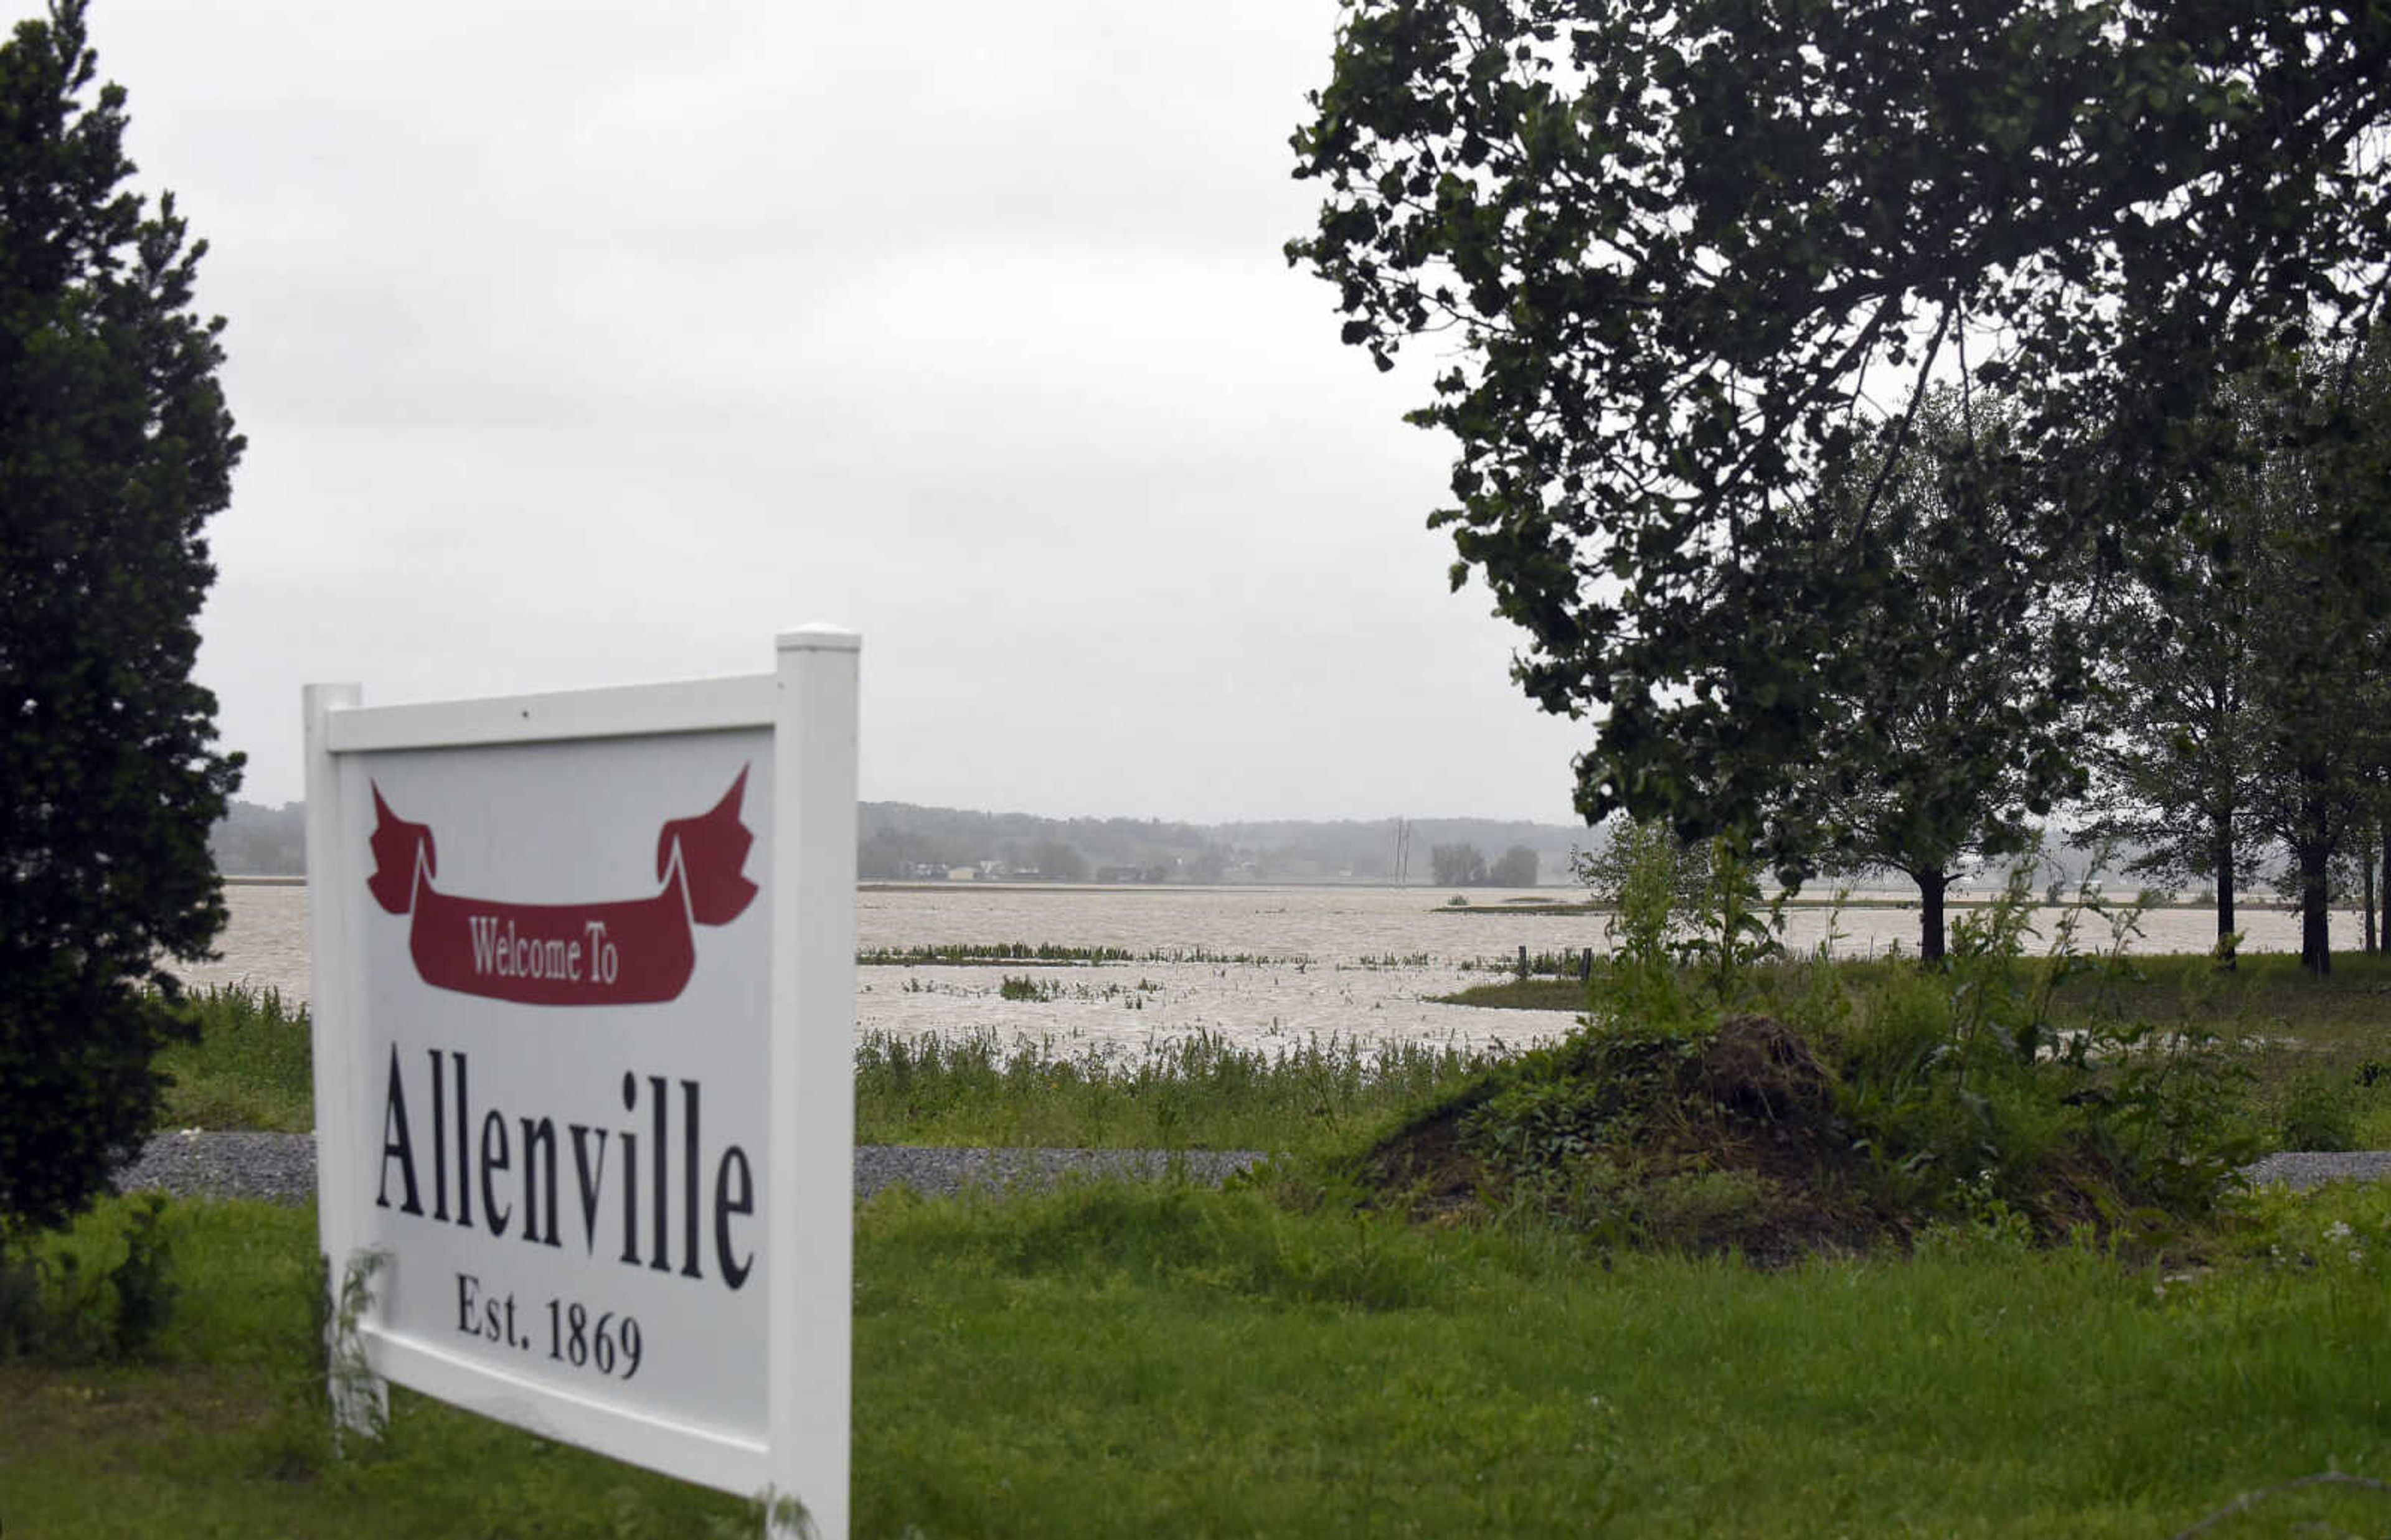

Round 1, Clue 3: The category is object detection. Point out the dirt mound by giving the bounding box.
[1697,1014,1834,1124]
[1354,1015,1891,1261]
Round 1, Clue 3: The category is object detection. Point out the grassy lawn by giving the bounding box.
[48,967,2381,1534]
[0,1198,751,1537]
[5,1185,2389,1537]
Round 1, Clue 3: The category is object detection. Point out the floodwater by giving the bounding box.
[184,883,2332,1057]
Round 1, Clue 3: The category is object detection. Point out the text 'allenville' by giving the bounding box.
[375,1046,755,1291]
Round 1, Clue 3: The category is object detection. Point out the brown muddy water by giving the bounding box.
[182,883,2325,1056]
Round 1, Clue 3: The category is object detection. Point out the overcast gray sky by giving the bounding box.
[55,0,1592,824]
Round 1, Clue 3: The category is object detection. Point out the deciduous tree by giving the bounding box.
[1430,842,1488,886]
[1782,388,2087,961]
[2090,334,2391,974]
[1488,843,1539,886]
[1290,1,2391,845]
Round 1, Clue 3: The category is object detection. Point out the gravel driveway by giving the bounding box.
[114,1131,1269,1206]
[112,1133,2391,1207]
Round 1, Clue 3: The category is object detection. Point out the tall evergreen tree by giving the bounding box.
[0,1,243,1238]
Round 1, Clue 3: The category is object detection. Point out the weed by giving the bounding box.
[2278,1074,2359,1151]
[154,984,314,1132]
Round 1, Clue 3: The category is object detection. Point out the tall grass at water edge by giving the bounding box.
[857,942,1296,966]
[154,984,315,1134]
[856,1029,1506,1152]
[1444,948,2391,1157]
[149,985,1509,1153]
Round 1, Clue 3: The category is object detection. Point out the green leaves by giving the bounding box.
[1290,0,2391,886]
[1,1,242,1238]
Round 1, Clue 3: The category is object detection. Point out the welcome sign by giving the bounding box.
[365,769,760,1007]
[305,630,857,1537]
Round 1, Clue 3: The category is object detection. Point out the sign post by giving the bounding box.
[305,629,857,1536]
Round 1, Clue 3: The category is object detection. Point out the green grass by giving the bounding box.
[0,1198,752,1536]
[1445,946,2391,1019]
[1437,975,1593,1010]
[2054,953,2391,1153]
[154,958,2391,1158]
[856,1029,1501,1153]
[133,986,1516,1153]
[154,985,314,1133]
[7,1185,2390,1536]
[1436,952,2391,1154]
[858,942,1298,966]
[859,942,1143,965]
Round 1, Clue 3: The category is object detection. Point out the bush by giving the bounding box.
[1357,851,2258,1256]
[0,1195,179,1363]
[2278,1082,2359,1152]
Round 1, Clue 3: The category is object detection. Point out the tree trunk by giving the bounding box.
[2301,843,2332,977]
[2214,837,2237,970]
[2365,824,2378,955]
[1917,868,1947,965]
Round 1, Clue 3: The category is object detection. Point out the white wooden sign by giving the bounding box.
[304,629,857,1537]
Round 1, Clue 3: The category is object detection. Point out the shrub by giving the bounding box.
[0,1195,180,1363]
[2278,1082,2358,1152]
[1357,849,2258,1255]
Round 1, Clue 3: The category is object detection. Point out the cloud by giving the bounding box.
[58,0,1590,824]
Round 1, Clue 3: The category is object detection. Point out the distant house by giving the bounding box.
[946,866,978,881]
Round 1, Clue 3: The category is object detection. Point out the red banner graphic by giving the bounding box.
[367,769,759,1007]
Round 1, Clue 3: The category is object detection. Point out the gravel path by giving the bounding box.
[113,1133,2391,1207]
[2234,1150,2391,1191]
[114,1132,1268,1206]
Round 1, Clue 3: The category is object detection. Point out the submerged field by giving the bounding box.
[159,944,2391,1161]
[182,881,2351,1060]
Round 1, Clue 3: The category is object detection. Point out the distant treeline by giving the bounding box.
[207,796,2172,891]
[210,800,306,876]
[207,798,1588,885]
[854,805,1582,884]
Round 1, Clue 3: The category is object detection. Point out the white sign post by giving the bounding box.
[305,629,857,1537]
